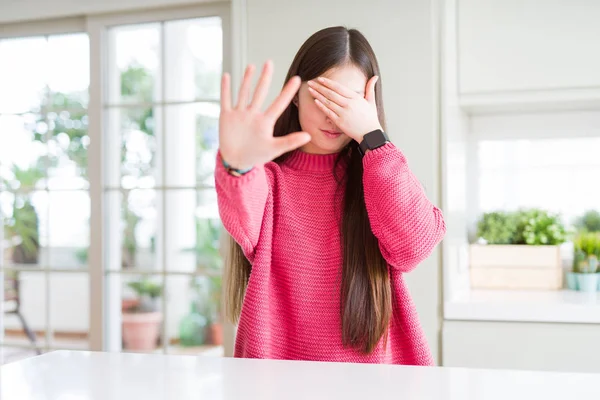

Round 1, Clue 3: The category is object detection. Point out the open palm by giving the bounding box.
[218,61,311,170]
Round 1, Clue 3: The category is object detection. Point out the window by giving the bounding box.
[0,32,91,362]
[1,4,230,364]
[476,137,600,225]
[465,110,600,268]
[99,10,227,356]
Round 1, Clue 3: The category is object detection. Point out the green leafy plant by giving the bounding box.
[5,198,40,263]
[3,165,44,264]
[75,248,88,264]
[182,219,223,323]
[126,278,163,313]
[476,211,518,244]
[475,209,568,245]
[574,210,600,233]
[193,218,223,271]
[572,232,600,273]
[513,209,568,245]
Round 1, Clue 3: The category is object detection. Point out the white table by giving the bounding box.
[1,350,599,399]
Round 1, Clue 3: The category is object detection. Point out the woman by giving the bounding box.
[215,26,446,365]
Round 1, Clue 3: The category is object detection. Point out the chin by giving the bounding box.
[310,139,348,154]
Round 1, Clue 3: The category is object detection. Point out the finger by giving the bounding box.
[220,73,232,111]
[249,60,274,110]
[264,76,302,121]
[314,98,340,122]
[271,131,311,157]
[316,77,357,98]
[307,86,343,114]
[365,75,379,104]
[236,64,256,109]
[307,80,348,108]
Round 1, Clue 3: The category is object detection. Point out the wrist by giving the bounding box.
[219,151,251,170]
[357,124,383,144]
[219,153,253,176]
[357,128,389,156]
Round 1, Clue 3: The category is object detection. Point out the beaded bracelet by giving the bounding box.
[221,158,253,177]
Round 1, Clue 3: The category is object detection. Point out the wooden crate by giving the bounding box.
[469,244,563,290]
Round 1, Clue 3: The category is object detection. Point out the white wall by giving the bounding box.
[0,0,226,24]
[458,0,600,94]
[245,0,443,362]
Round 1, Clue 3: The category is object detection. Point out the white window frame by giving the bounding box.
[1,1,242,359]
[86,3,233,352]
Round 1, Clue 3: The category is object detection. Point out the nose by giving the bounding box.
[325,116,339,131]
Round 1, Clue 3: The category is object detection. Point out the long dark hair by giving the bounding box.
[225,26,391,354]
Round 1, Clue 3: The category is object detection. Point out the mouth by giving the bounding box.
[321,129,343,139]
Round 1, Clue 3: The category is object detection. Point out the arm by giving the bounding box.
[362,143,446,272]
[215,152,272,263]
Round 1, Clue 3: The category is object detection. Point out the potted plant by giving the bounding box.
[574,210,600,233]
[470,208,568,290]
[570,232,600,292]
[178,300,208,347]
[122,278,163,351]
[179,275,209,347]
[180,218,224,346]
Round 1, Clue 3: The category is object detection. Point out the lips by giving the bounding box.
[321,129,343,139]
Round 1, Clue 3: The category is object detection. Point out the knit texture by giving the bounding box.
[215,142,446,365]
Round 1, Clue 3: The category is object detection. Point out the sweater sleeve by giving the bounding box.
[215,152,272,263]
[362,142,446,272]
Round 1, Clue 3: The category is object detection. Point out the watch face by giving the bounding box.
[365,130,387,148]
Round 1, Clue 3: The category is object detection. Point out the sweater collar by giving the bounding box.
[284,149,347,172]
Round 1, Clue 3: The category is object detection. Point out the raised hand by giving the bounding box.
[218,61,311,170]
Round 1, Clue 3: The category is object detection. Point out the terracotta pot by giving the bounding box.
[122,312,162,351]
[207,322,223,345]
[121,298,139,312]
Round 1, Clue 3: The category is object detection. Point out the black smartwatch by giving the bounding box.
[358,129,389,156]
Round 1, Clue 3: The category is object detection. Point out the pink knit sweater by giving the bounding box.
[215,142,446,365]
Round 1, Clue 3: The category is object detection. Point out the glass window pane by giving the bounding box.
[2,270,49,351]
[105,107,162,189]
[165,190,221,273]
[2,191,48,268]
[0,113,48,191]
[108,23,161,105]
[166,275,224,356]
[165,103,219,187]
[120,274,164,353]
[104,189,159,272]
[165,17,222,102]
[477,137,600,226]
[47,111,90,190]
[0,37,48,114]
[47,191,90,269]
[47,34,90,110]
[49,272,89,350]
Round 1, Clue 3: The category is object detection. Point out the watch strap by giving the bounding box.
[358,129,389,156]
